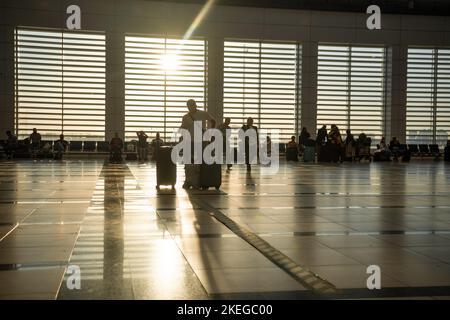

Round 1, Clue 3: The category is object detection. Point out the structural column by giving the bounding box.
[385,45,408,142]
[0,25,15,135]
[206,36,224,123]
[105,30,125,141]
[300,41,318,137]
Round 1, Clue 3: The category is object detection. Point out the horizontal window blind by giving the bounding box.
[406,48,435,144]
[407,48,450,146]
[15,27,106,141]
[223,41,300,142]
[125,36,206,140]
[437,49,450,146]
[317,45,386,141]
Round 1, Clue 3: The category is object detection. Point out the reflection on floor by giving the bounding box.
[1,159,450,299]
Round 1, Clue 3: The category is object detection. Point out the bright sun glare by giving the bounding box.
[160,53,179,71]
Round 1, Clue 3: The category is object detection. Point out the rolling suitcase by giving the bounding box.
[303,146,315,162]
[200,163,222,190]
[184,163,221,190]
[401,150,411,162]
[156,146,176,189]
[286,147,298,161]
[110,149,123,163]
[184,164,201,189]
[330,145,340,162]
[373,151,390,162]
[318,145,331,162]
[125,152,137,161]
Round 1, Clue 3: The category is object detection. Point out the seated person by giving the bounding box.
[374,137,391,161]
[151,132,164,160]
[389,137,401,161]
[5,130,18,160]
[41,141,52,157]
[136,130,148,162]
[109,132,123,163]
[355,133,371,160]
[287,135,298,149]
[286,136,299,161]
[357,132,368,146]
[54,134,68,160]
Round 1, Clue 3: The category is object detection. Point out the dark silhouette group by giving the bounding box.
[286,125,413,163]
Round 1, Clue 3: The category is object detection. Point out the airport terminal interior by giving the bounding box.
[1,0,450,300]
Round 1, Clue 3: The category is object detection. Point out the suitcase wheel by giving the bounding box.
[171,185,175,189]
[156,185,160,190]
[215,186,220,190]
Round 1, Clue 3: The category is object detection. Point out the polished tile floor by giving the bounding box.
[1,159,450,299]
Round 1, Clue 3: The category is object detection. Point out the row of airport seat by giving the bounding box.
[0,140,141,155]
[278,143,443,157]
[406,144,441,156]
[58,140,175,153]
[0,139,444,158]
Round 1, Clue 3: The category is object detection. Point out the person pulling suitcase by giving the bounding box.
[179,99,215,189]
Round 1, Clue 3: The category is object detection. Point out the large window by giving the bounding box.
[15,27,106,140]
[406,48,450,146]
[125,36,206,140]
[223,41,300,142]
[317,45,386,141]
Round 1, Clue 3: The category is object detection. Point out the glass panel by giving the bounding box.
[15,28,105,141]
[124,36,206,140]
[406,48,435,145]
[317,44,385,142]
[223,41,300,143]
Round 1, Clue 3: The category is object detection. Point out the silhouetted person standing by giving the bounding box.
[181,99,214,189]
[30,128,41,159]
[316,125,328,159]
[136,130,148,162]
[299,127,310,149]
[151,132,164,161]
[328,124,343,162]
[110,132,123,163]
[5,131,18,160]
[218,117,232,170]
[241,117,258,172]
[316,125,327,145]
[344,129,356,161]
[181,99,214,138]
